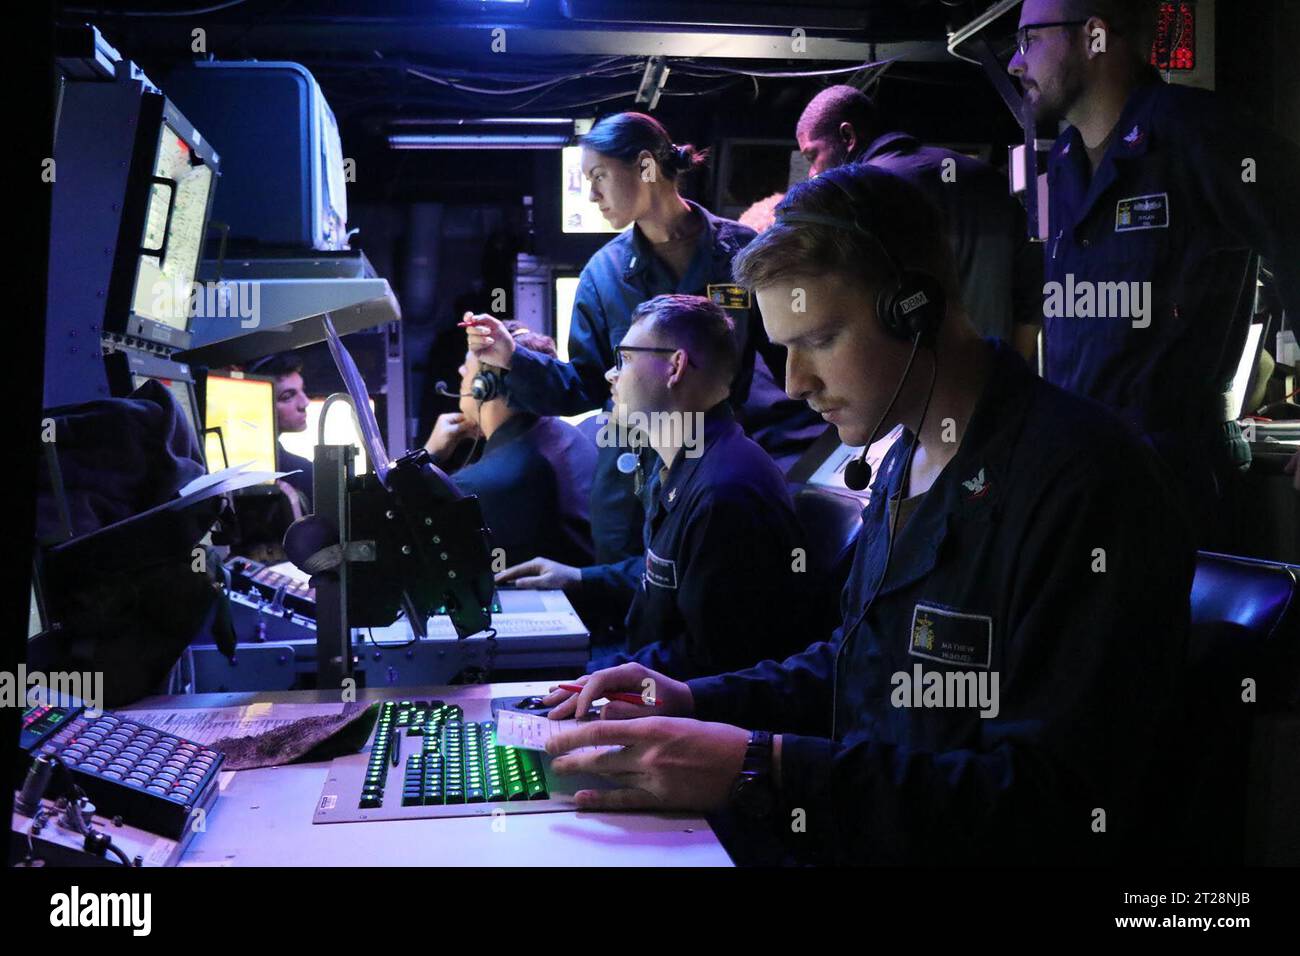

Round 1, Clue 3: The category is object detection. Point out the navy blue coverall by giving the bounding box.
[450,413,597,570]
[1043,71,1300,528]
[588,403,813,680]
[688,342,1195,864]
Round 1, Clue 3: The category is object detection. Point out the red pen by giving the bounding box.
[558,683,659,707]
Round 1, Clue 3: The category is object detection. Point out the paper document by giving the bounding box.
[120,703,347,746]
[494,709,607,753]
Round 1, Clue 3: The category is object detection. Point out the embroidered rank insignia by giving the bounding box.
[962,468,990,499]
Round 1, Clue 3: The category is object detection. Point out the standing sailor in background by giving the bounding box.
[1008,0,1300,540]
[466,112,821,564]
[796,85,1043,365]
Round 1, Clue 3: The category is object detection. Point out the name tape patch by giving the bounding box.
[707,283,752,310]
[1115,192,1169,232]
[908,602,993,669]
[644,548,679,590]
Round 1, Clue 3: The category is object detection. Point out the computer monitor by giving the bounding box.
[29,576,46,640]
[202,374,278,474]
[129,121,215,335]
[131,372,201,449]
[103,95,219,350]
[105,347,205,463]
[277,396,373,475]
[553,273,581,362]
[1231,322,1266,419]
[550,272,603,429]
[787,424,904,499]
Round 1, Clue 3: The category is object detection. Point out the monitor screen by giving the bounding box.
[277,396,373,475]
[29,582,44,639]
[560,146,630,235]
[798,425,904,498]
[132,373,200,450]
[131,122,214,332]
[203,375,278,473]
[553,275,580,362]
[1231,322,1265,419]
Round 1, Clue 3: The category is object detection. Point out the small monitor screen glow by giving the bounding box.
[554,275,580,363]
[133,374,199,446]
[132,122,214,331]
[560,146,630,235]
[203,375,277,473]
[277,397,373,475]
[805,425,904,496]
[1231,322,1265,419]
[28,583,43,639]
[553,275,602,428]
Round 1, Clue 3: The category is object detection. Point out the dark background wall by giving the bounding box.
[64,0,1300,447]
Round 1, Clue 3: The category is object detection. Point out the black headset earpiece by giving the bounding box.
[773,165,946,491]
[775,165,945,346]
[879,268,945,345]
[471,366,505,402]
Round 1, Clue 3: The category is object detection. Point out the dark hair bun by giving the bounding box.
[670,143,709,175]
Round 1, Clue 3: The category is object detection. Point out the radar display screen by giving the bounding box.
[131,122,214,332]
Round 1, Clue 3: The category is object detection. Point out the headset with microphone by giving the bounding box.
[773,164,945,491]
[434,365,507,403]
[774,164,949,745]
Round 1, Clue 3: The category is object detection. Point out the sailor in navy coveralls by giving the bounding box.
[536,165,1194,865]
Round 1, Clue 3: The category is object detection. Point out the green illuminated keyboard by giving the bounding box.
[360,700,548,809]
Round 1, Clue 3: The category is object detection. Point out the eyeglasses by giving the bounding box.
[614,345,683,371]
[1016,20,1087,55]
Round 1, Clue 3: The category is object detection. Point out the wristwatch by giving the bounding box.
[729,730,777,822]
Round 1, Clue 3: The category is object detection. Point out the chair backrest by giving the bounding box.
[790,485,864,579]
[1186,551,1300,865]
[788,484,865,642]
[1189,551,1298,708]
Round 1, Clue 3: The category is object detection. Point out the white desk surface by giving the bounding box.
[123,681,733,867]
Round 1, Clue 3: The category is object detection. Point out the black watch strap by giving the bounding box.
[743,730,774,773]
[730,731,776,822]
